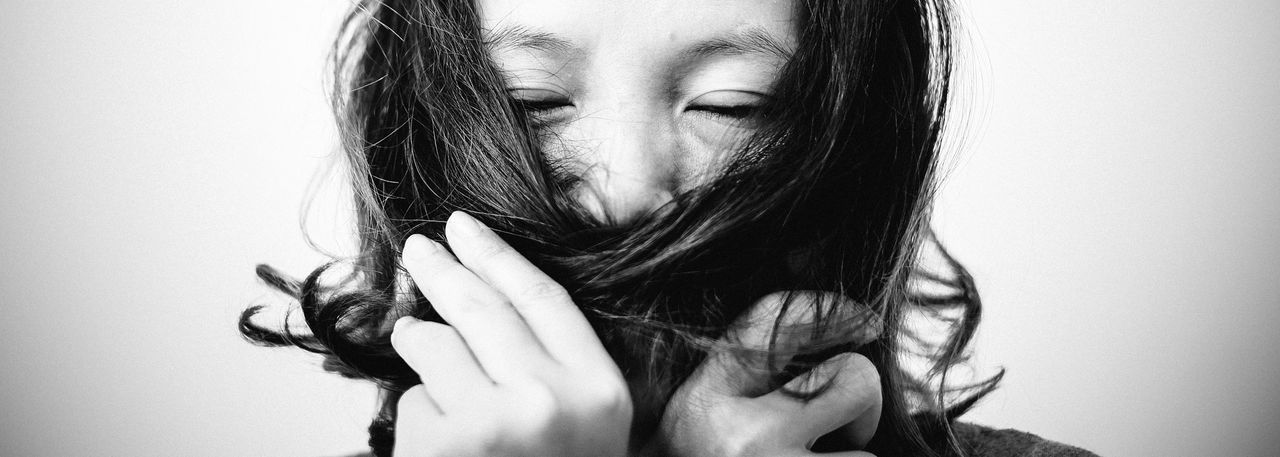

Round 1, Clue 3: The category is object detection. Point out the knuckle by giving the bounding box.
[453,294,516,322]
[473,236,516,260]
[461,418,507,454]
[749,291,790,319]
[511,382,562,429]
[700,402,765,457]
[719,421,770,457]
[585,379,633,417]
[518,279,569,304]
[839,352,880,386]
[750,290,823,317]
[749,290,868,328]
[826,353,882,411]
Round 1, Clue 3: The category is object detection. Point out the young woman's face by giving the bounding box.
[479,0,798,224]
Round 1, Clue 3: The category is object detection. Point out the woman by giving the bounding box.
[242,0,1095,456]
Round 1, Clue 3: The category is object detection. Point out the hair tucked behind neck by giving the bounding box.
[240,1,1001,456]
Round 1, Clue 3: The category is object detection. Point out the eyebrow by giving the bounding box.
[484,25,574,55]
[687,27,793,61]
[483,25,793,61]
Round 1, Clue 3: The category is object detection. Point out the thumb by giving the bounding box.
[685,291,883,399]
[756,352,882,450]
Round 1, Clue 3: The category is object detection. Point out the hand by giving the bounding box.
[391,211,632,457]
[646,292,883,457]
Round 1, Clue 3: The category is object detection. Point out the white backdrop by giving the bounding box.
[1,2,1276,456]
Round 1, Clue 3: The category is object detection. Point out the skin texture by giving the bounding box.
[390,1,884,455]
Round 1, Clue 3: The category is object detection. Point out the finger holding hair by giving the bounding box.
[756,352,883,450]
[651,291,884,456]
[390,316,495,412]
[443,211,619,376]
[396,220,633,457]
[685,291,882,399]
[400,233,550,381]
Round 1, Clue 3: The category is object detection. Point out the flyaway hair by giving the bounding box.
[241,1,1002,456]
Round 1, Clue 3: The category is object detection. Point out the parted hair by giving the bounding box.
[241,0,1001,455]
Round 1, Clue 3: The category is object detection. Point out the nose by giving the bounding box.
[571,115,679,225]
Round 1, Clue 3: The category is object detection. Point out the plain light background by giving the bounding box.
[1,1,1276,456]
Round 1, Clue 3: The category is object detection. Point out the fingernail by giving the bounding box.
[448,211,483,236]
[403,234,440,259]
[393,316,419,333]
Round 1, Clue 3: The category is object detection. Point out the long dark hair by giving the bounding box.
[241,1,1001,456]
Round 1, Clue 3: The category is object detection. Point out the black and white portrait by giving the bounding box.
[1,1,1276,456]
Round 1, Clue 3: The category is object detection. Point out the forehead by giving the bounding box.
[477,0,798,55]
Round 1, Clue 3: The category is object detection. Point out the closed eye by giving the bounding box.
[515,98,572,113]
[684,90,769,123]
[508,88,574,122]
[687,103,761,120]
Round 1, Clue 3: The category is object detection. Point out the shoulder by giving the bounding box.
[953,422,1100,457]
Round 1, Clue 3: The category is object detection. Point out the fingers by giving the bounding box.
[391,317,494,411]
[401,232,548,380]
[443,211,616,373]
[759,352,882,448]
[657,351,883,456]
[394,384,442,455]
[687,291,882,399]
[680,292,814,399]
[819,353,882,449]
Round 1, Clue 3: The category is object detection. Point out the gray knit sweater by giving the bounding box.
[953,423,1099,457]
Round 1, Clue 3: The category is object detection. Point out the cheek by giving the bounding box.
[527,121,592,178]
[675,121,753,189]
